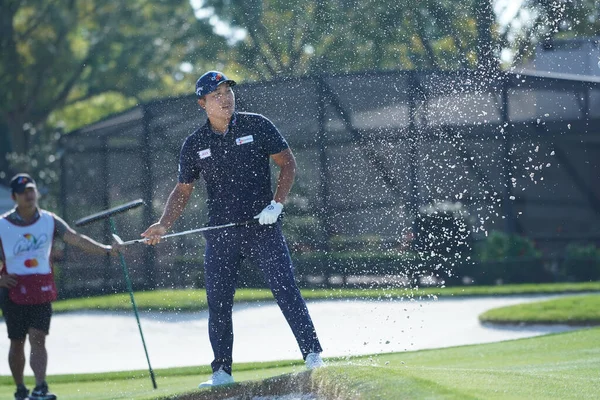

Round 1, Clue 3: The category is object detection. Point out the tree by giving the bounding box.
[499,0,600,66]
[529,0,600,41]
[0,0,227,179]
[199,0,500,78]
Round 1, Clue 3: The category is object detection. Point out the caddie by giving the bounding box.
[0,173,119,400]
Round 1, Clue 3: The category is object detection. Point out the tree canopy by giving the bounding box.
[1,0,598,185]
[200,0,500,78]
[201,0,599,78]
[497,0,599,65]
[0,0,225,179]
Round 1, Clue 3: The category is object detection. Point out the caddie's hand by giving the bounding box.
[0,274,18,289]
[254,200,283,225]
[141,223,168,245]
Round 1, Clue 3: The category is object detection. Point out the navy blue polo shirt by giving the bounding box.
[178,112,288,225]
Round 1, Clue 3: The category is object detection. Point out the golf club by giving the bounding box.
[109,218,157,389]
[74,199,145,227]
[75,199,157,389]
[113,219,257,246]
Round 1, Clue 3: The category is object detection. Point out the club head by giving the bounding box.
[74,199,145,227]
[111,233,125,245]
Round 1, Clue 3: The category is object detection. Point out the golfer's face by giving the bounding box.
[203,83,235,119]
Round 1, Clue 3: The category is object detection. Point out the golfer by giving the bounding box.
[0,173,120,400]
[142,70,324,388]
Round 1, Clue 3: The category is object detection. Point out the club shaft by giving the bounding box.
[120,220,253,246]
[110,218,157,389]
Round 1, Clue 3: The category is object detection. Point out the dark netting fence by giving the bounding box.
[57,70,600,297]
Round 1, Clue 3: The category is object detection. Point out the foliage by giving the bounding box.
[200,0,498,78]
[172,250,418,289]
[47,92,138,134]
[282,215,325,252]
[0,0,227,180]
[3,124,62,210]
[412,200,474,285]
[473,230,548,284]
[292,250,417,280]
[414,200,473,258]
[501,0,600,67]
[476,230,541,262]
[560,243,600,282]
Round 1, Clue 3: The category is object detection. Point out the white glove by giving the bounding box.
[255,200,283,225]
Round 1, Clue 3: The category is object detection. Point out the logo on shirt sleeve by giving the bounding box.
[198,149,211,159]
[235,135,254,145]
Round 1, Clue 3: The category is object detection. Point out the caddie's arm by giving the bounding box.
[141,182,194,245]
[55,215,118,256]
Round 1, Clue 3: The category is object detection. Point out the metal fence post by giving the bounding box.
[501,75,517,234]
[141,104,156,289]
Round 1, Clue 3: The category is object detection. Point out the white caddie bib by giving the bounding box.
[0,211,57,304]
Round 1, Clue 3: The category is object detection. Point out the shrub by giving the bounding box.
[560,243,600,282]
[413,201,474,284]
[473,231,549,284]
[292,251,418,287]
[414,201,473,259]
[476,231,541,262]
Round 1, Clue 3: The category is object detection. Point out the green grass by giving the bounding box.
[51,281,600,314]
[0,362,305,399]
[1,328,598,399]
[480,294,600,325]
[1,282,599,399]
[342,327,600,400]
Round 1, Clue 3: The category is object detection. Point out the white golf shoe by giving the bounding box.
[305,352,325,369]
[198,367,234,388]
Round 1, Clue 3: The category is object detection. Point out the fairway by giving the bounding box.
[0,287,597,399]
[0,326,598,399]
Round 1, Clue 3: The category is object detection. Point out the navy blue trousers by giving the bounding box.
[203,222,322,375]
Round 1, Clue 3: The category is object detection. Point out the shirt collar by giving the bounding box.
[207,112,237,137]
[9,207,40,225]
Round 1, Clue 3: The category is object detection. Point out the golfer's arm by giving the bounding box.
[271,148,296,204]
[158,182,194,230]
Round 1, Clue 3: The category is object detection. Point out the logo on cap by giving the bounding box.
[195,71,236,98]
[10,173,37,194]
